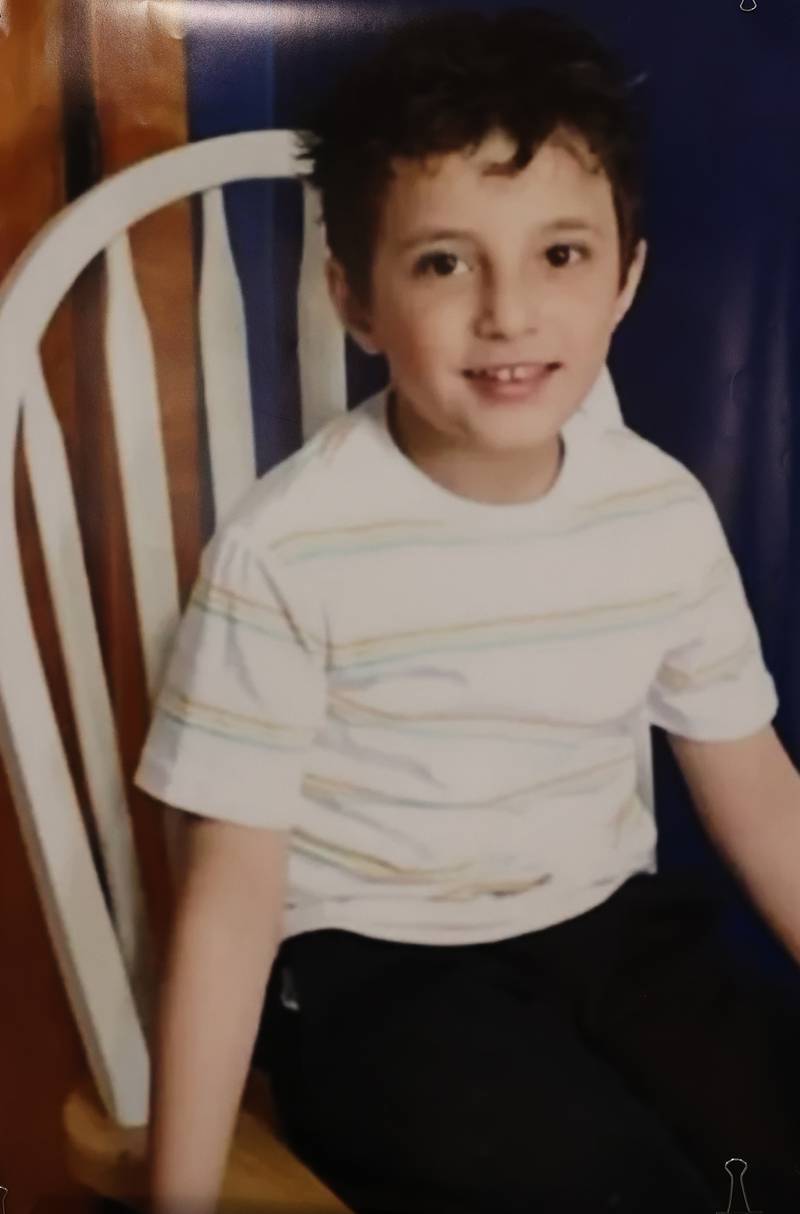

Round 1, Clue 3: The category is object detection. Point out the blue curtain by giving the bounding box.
[184,0,800,998]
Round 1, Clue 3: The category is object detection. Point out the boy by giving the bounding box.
[136,9,800,1213]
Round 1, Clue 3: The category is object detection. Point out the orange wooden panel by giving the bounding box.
[0,0,66,276]
[0,4,100,1211]
[1,1,197,1207]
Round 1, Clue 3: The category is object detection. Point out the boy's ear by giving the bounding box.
[612,238,648,329]
[325,257,382,355]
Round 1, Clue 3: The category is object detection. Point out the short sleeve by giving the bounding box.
[646,488,778,741]
[134,524,327,829]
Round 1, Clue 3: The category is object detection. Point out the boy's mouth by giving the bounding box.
[463,362,561,383]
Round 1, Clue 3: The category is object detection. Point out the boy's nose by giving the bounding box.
[473,270,539,341]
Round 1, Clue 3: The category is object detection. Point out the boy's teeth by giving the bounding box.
[471,365,547,382]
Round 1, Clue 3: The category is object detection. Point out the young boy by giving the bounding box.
[136,8,800,1213]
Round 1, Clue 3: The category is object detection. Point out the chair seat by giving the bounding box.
[62,1066,352,1212]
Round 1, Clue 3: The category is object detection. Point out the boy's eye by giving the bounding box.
[412,243,590,278]
[546,242,590,268]
[413,251,470,278]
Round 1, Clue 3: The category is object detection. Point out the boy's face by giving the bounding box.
[327,127,647,504]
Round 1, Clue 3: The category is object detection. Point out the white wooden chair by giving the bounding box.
[0,129,650,1211]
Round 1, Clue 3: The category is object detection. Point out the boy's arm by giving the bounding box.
[148,813,289,1214]
[668,724,800,967]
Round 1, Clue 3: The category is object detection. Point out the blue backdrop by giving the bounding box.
[184,0,800,999]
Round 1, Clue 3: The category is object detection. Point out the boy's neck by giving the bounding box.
[387,388,565,507]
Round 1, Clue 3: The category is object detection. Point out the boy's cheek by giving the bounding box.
[402,328,463,368]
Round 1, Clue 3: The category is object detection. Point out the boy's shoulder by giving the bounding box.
[587,417,712,513]
[207,393,384,558]
[582,419,728,573]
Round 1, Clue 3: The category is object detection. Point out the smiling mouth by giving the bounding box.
[464,363,561,383]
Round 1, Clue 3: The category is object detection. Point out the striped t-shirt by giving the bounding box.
[135,385,778,945]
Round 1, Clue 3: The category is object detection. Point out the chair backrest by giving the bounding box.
[0,129,647,1128]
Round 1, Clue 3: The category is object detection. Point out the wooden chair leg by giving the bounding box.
[63,1068,353,1213]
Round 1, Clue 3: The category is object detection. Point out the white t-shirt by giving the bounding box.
[135,386,778,945]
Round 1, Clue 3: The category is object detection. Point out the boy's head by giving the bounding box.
[297,7,650,501]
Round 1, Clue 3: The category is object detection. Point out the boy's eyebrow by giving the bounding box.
[397,218,602,251]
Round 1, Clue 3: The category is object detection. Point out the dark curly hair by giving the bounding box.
[296,7,648,306]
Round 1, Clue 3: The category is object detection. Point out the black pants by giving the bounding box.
[254,870,800,1213]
